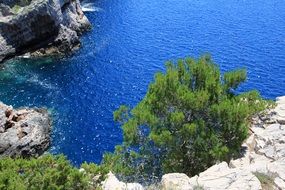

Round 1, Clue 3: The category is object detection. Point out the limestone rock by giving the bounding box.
[102,172,144,190]
[161,173,193,190]
[0,102,51,157]
[274,177,285,190]
[267,160,285,181]
[189,162,262,190]
[160,163,261,190]
[271,96,285,125]
[102,172,126,190]
[126,183,145,190]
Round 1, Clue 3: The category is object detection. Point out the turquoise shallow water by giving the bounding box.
[0,0,285,165]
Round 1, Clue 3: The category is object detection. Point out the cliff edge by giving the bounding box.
[0,0,91,62]
[102,96,285,190]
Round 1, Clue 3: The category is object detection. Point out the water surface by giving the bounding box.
[0,0,285,165]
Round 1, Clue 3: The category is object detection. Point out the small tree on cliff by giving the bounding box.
[112,55,268,177]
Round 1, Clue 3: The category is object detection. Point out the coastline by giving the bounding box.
[101,96,285,190]
[0,1,284,189]
[0,0,91,63]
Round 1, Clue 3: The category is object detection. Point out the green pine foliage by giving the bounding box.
[0,55,271,187]
[113,55,269,177]
[0,155,90,190]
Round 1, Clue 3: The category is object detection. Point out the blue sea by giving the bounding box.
[0,0,284,165]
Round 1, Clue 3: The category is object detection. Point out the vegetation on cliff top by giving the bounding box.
[0,154,115,190]
[0,155,89,190]
[10,0,32,14]
[111,55,269,179]
[0,55,270,188]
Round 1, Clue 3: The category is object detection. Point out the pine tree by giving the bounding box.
[113,55,269,177]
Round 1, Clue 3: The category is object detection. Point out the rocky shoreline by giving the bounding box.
[0,94,284,189]
[0,102,51,158]
[0,0,91,63]
[101,96,285,190]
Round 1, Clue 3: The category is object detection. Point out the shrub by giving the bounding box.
[113,55,269,178]
[11,5,21,14]
[0,155,90,190]
[0,55,270,187]
[10,0,33,14]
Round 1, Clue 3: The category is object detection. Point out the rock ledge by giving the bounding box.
[0,102,51,157]
[102,96,285,190]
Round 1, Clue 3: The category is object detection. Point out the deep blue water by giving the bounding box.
[0,0,285,165]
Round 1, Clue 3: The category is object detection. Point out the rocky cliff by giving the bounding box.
[0,0,91,62]
[0,102,51,157]
[102,96,285,190]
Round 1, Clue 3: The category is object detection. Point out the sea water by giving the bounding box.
[0,0,284,165]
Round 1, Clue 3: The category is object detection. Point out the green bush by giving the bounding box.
[0,155,90,190]
[113,55,269,178]
[0,55,271,187]
[10,0,33,14]
[11,5,21,14]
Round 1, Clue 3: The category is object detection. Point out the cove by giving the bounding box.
[0,0,285,165]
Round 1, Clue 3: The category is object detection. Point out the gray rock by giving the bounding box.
[0,4,13,17]
[0,102,51,157]
[0,0,91,62]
